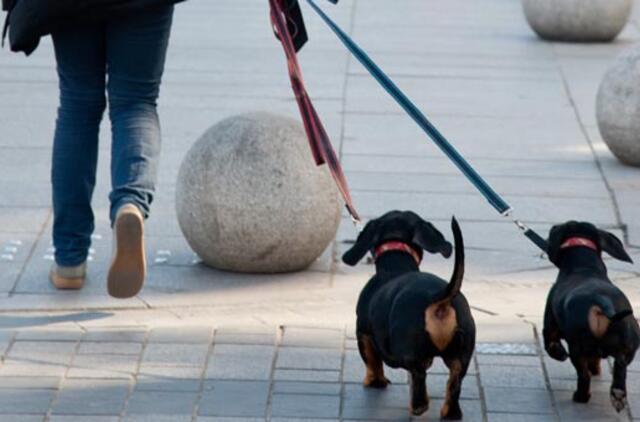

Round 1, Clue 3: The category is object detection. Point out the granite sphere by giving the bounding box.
[176,113,342,273]
[521,0,631,42]
[597,46,640,167]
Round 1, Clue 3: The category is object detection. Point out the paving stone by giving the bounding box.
[213,332,275,346]
[77,342,143,355]
[273,369,340,383]
[342,383,412,420]
[281,327,343,349]
[143,343,209,367]
[135,375,201,392]
[270,394,340,418]
[0,416,45,422]
[52,379,129,415]
[14,330,82,342]
[476,354,541,366]
[476,343,537,355]
[126,390,198,415]
[272,381,341,396]
[483,387,553,414]
[479,364,546,389]
[49,417,119,422]
[82,329,147,343]
[148,326,212,344]
[554,390,629,421]
[123,416,192,422]
[0,363,68,377]
[270,419,339,422]
[0,376,59,389]
[199,381,269,417]
[276,347,341,371]
[0,388,55,414]
[137,365,202,379]
[8,341,76,365]
[197,418,263,422]
[67,354,138,379]
[206,345,274,380]
[487,413,556,422]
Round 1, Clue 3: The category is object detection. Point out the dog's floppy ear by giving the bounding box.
[599,230,633,263]
[546,224,565,266]
[342,220,379,266]
[413,221,452,258]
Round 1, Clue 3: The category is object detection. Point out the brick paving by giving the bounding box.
[0,324,636,421]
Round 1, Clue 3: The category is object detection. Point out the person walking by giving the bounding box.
[47,5,176,298]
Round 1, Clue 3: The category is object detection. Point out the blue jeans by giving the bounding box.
[51,7,174,266]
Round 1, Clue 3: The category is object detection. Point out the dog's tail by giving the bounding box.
[564,295,633,338]
[434,216,464,303]
[592,296,633,324]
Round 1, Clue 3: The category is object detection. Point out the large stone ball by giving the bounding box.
[596,46,640,167]
[521,0,631,42]
[176,112,341,273]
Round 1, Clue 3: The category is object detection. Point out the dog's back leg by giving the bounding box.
[440,357,468,420]
[409,367,429,415]
[610,355,629,412]
[569,353,592,403]
[543,300,568,361]
[357,333,390,389]
[588,357,601,376]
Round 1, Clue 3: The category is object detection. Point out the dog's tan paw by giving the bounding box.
[440,402,462,420]
[410,403,429,416]
[363,376,390,389]
[611,388,627,413]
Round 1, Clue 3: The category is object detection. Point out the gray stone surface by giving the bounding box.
[175,113,341,273]
[522,0,632,42]
[597,45,640,167]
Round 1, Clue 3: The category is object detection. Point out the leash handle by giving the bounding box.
[270,0,360,223]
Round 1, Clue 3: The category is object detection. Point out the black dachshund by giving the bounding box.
[543,221,639,412]
[343,211,475,420]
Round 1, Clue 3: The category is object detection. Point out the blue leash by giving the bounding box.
[305,0,549,253]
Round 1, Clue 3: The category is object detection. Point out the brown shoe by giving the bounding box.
[50,262,86,290]
[107,204,146,299]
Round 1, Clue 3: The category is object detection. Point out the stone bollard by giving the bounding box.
[596,46,640,167]
[176,112,341,273]
[521,0,632,42]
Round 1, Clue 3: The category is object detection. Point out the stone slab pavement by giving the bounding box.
[1,0,640,420]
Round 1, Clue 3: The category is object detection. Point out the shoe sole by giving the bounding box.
[108,211,146,299]
[49,269,84,290]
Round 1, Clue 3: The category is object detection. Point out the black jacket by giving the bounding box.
[3,0,185,55]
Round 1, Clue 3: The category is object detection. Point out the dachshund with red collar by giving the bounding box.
[343,211,475,420]
[543,221,639,412]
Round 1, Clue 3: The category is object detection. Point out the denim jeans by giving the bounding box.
[51,7,174,266]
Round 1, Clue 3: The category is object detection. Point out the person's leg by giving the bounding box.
[106,6,174,222]
[50,23,106,287]
[105,6,174,298]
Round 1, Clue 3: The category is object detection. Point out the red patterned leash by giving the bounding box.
[269,0,361,225]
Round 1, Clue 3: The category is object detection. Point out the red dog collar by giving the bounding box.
[374,241,422,265]
[560,237,599,253]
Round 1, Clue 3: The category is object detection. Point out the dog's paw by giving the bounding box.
[610,388,627,413]
[573,390,591,403]
[410,403,429,416]
[440,402,463,420]
[547,342,569,361]
[363,376,391,389]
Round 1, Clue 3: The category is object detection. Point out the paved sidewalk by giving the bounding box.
[0,323,638,422]
[1,0,640,420]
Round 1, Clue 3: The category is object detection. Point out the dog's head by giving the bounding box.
[547,221,633,266]
[342,210,452,266]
